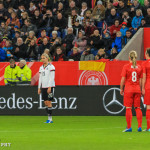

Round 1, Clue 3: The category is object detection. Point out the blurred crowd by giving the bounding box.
[0,0,149,62]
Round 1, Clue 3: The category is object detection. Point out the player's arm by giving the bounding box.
[142,73,146,95]
[47,69,55,94]
[38,71,42,95]
[120,77,125,96]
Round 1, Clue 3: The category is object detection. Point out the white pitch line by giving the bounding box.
[0,127,123,133]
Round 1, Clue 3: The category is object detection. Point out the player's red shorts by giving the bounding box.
[124,92,141,107]
[144,89,150,105]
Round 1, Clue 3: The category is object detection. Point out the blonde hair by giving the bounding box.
[129,50,137,68]
[41,53,50,60]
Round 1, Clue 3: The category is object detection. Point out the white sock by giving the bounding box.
[48,115,52,121]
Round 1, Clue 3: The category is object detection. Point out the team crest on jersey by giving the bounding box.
[78,70,108,85]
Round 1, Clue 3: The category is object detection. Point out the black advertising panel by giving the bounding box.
[0,86,146,116]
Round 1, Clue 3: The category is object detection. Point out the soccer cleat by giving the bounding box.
[50,120,53,123]
[143,129,149,132]
[138,127,142,132]
[122,128,132,132]
[44,120,51,123]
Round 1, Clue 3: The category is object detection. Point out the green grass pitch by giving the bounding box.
[0,116,149,150]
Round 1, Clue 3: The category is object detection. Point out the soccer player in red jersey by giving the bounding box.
[120,51,143,132]
[142,48,150,131]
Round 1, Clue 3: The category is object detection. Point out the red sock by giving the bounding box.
[135,108,142,128]
[146,109,150,129]
[126,108,132,129]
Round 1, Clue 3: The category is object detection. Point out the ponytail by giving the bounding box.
[129,50,137,68]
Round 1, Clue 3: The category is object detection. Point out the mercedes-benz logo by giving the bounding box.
[103,88,125,114]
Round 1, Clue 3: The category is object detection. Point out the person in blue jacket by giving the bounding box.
[0,48,6,62]
[112,31,122,53]
[132,9,143,32]
[120,22,129,37]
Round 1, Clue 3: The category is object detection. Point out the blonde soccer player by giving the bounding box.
[120,51,143,132]
[38,53,55,123]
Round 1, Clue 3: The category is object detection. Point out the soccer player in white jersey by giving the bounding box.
[38,53,55,123]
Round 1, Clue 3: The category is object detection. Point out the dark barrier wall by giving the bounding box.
[0,86,146,116]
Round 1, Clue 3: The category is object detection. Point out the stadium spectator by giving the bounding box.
[50,37,64,55]
[50,31,58,46]
[80,46,95,61]
[0,2,7,23]
[53,46,67,61]
[53,13,67,36]
[21,19,37,35]
[117,0,129,17]
[80,2,88,17]
[92,1,105,23]
[105,2,113,21]
[19,11,29,28]
[95,48,107,60]
[31,9,43,30]
[0,22,10,39]
[103,32,113,55]
[13,37,27,60]
[121,11,132,28]
[41,9,54,35]
[109,47,119,59]
[65,0,78,17]
[68,47,80,61]
[62,27,75,54]
[12,30,21,45]
[82,10,92,28]
[106,8,120,27]
[0,46,6,61]
[38,37,50,55]
[4,59,20,85]
[28,1,37,17]
[110,19,122,39]
[85,19,97,37]
[26,39,38,61]
[145,8,150,25]
[3,0,15,9]
[0,36,7,48]
[72,30,87,53]
[6,12,20,28]
[69,8,82,27]
[44,48,52,61]
[53,2,65,16]
[130,0,142,18]
[36,30,49,46]
[120,22,129,37]
[142,0,150,17]
[73,19,84,36]
[112,31,122,53]
[131,9,143,31]
[122,30,132,48]
[18,59,32,85]
[25,31,37,46]
[3,39,13,51]
[87,29,104,55]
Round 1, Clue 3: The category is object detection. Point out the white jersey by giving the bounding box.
[38,63,55,88]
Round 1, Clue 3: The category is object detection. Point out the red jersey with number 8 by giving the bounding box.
[121,63,142,93]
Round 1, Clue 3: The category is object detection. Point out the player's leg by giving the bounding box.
[123,92,133,132]
[46,87,55,123]
[134,93,142,132]
[46,101,53,122]
[41,88,49,118]
[146,105,150,131]
[144,90,150,131]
